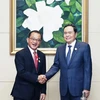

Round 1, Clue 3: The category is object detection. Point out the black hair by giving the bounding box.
[28,30,42,40]
[64,24,77,33]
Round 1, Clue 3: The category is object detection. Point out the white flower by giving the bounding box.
[22,1,63,42]
[47,0,54,4]
[65,0,70,5]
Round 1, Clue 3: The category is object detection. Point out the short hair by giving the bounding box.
[64,24,77,33]
[28,30,42,40]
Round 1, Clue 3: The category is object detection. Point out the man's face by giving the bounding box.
[64,26,77,44]
[27,32,41,50]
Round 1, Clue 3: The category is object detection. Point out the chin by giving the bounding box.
[67,41,71,44]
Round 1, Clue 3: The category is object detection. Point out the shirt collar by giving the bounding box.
[28,45,37,55]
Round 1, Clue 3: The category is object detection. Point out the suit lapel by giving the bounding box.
[37,50,41,72]
[69,41,80,66]
[61,44,68,65]
[25,47,38,72]
[25,47,33,62]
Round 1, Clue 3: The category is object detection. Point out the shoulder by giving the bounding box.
[55,44,66,54]
[77,41,90,47]
[15,47,29,56]
[76,41,91,51]
[57,44,66,49]
[37,50,45,56]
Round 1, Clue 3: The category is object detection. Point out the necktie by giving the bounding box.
[66,45,72,65]
[33,51,38,70]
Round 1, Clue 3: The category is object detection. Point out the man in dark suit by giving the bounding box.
[11,30,46,100]
[39,24,92,100]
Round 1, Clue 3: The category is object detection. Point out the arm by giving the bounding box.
[38,48,60,84]
[45,48,60,80]
[39,54,47,94]
[83,44,92,97]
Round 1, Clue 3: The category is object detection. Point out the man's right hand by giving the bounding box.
[38,75,47,84]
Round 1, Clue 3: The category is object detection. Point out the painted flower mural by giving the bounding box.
[16,0,82,48]
[22,1,63,42]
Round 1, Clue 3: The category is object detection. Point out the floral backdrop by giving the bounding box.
[16,0,82,48]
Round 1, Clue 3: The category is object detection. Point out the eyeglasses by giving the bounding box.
[29,38,41,42]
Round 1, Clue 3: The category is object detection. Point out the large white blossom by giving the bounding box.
[22,1,63,42]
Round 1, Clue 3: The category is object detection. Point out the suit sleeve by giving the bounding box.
[40,54,46,94]
[46,48,60,80]
[83,44,92,90]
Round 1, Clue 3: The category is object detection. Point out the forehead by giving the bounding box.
[64,26,74,31]
[30,32,41,37]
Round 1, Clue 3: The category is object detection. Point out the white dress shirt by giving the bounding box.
[66,40,76,59]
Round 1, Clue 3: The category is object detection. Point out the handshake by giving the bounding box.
[38,75,47,84]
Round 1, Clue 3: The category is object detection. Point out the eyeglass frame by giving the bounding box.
[29,38,41,42]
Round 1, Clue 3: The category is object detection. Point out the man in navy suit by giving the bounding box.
[39,24,92,100]
[11,30,46,100]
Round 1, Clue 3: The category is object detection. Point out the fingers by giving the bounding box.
[40,93,46,100]
[82,90,90,98]
[38,75,47,84]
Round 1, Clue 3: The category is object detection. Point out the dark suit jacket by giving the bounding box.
[11,47,46,100]
[46,41,92,96]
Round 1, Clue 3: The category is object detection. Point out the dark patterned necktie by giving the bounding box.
[66,45,72,65]
[33,51,38,70]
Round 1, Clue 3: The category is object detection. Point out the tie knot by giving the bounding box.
[33,50,36,54]
[33,51,38,57]
[68,45,72,48]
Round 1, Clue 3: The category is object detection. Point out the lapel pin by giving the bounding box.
[75,48,77,50]
[38,57,40,63]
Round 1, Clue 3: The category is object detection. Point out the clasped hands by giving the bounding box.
[38,75,47,84]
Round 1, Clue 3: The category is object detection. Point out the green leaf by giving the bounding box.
[77,0,82,4]
[77,32,82,38]
[60,2,70,12]
[63,20,72,26]
[40,41,51,48]
[77,32,82,41]
[69,0,76,6]
[16,17,25,27]
[53,31,66,43]
[71,4,76,13]
[25,0,36,7]
[68,12,74,22]
[76,19,82,25]
[76,1,82,12]
[54,44,62,48]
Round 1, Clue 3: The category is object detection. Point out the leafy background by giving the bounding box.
[16,0,82,48]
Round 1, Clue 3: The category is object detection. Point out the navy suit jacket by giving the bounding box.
[46,41,92,96]
[11,47,46,100]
